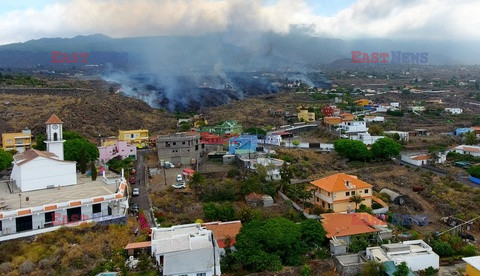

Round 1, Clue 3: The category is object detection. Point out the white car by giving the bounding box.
[172,182,186,189]
[132,188,140,196]
[176,174,183,182]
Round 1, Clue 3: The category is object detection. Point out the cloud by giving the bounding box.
[0,0,479,45]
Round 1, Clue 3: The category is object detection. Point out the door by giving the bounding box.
[67,207,82,222]
[16,216,33,232]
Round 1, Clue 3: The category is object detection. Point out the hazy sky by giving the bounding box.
[0,0,478,45]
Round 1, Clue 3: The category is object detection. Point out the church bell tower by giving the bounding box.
[44,114,65,160]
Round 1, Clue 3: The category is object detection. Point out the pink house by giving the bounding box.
[98,140,137,163]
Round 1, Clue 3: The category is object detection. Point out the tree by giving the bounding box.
[64,138,99,163]
[280,162,292,186]
[33,134,46,151]
[334,139,371,161]
[90,161,97,181]
[180,121,191,132]
[368,125,384,135]
[394,262,410,276]
[0,149,14,171]
[190,172,207,193]
[349,234,369,253]
[235,218,308,272]
[350,194,364,210]
[468,166,480,178]
[301,264,312,276]
[371,138,402,159]
[431,240,453,257]
[466,131,477,145]
[79,148,87,174]
[300,219,326,249]
[362,261,386,276]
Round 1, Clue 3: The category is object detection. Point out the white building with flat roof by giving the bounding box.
[340,121,367,133]
[452,145,480,157]
[349,132,384,145]
[366,240,439,271]
[151,223,221,276]
[444,108,463,115]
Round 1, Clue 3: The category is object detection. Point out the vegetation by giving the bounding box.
[0,149,14,171]
[234,217,318,272]
[203,202,236,222]
[334,139,371,161]
[362,261,386,276]
[394,262,410,276]
[386,110,404,117]
[468,166,480,178]
[465,131,477,145]
[370,138,403,159]
[0,74,46,87]
[0,221,139,275]
[244,127,267,138]
[368,125,384,135]
[107,157,134,174]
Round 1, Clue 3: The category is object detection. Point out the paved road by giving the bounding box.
[131,149,155,227]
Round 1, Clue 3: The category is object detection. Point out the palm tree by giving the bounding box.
[350,194,364,210]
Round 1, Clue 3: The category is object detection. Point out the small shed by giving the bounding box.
[380,188,406,206]
[124,241,151,257]
[245,192,274,207]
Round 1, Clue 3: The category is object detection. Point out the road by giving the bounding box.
[131,149,155,227]
[392,158,475,187]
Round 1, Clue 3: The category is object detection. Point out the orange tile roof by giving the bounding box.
[93,197,104,203]
[245,192,264,201]
[45,114,63,124]
[18,209,31,216]
[412,155,430,161]
[321,212,387,238]
[70,201,81,207]
[14,149,74,166]
[44,205,57,211]
[310,173,372,192]
[124,241,151,250]
[202,221,242,248]
[462,146,480,153]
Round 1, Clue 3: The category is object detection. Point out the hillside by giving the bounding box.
[0,85,177,141]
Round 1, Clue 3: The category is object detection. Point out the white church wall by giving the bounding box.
[19,158,77,192]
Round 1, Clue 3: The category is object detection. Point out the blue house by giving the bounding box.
[228,135,257,155]
[455,128,473,136]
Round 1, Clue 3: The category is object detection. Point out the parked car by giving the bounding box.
[132,188,140,196]
[176,174,183,182]
[172,182,186,189]
[163,162,175,168]
[130,203,139,213]
[129,176,136,185]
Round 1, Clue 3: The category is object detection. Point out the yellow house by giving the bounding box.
[354,99,371,107]
[1,128,33,153]
[118,129,149,148]
[310,173,373,213]
[101,136,119,147]
[463,256,480,276]
[298,109,315,122]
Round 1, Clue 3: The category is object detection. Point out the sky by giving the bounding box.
[0,0,479,45]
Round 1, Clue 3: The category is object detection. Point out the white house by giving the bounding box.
[350,133,384,145]
[444,108,463,115]
[150,223,221,276]
[365,240,439,271]
[408,106,426,112]
[10,114,76,192]
[401,152,446,166]
[258,134,282,146]
[401,152,430,166]
[364,116,385,123]
[452,145,480,157]
[340,121,367,133]
[390,102,400,108]
[384,131,410,142]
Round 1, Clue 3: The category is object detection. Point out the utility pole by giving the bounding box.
[163,166,167,186]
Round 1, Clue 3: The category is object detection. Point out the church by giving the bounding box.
[10,114,77,192]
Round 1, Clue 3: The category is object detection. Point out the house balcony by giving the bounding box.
[314,192,334,204]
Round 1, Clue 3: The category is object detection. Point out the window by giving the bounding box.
[364,189,369,194]
[351,191,355,195]
[345,191,350,196]
[166,142,170,147]
[92,203,102,214]
[130,134,134,138]
[197,274,206,276]
[195,145,199,150]
[322,201,325,208]
[173,142,176,146]
[182,141,185,145]
[327,192,331,196]
[45,211,55,223]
